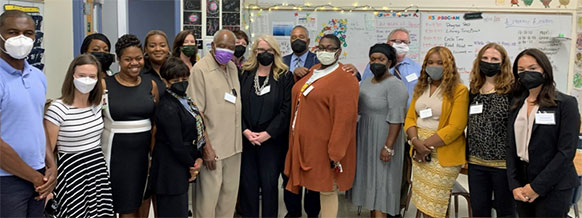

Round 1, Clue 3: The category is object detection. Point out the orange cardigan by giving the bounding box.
[404,83,469,167]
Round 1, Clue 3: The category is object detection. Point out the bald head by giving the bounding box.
[212,29,236,52]
[0,10,34,29]
[213,29,236,44]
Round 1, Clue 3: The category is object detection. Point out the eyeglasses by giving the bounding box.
[389,39,410,44]
[256,48,275,54]
[317,46,339,52]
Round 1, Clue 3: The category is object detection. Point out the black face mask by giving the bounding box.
[370,63,387,78]
[90,52,115,72]
[234,45,246,58]
[257,52,274,66]
[291,39,307,54]
[518,71,545,90]
[479,60,501,77]
[170,81,188,96]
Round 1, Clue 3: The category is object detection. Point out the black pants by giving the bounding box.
[516,188,573,217]
[468,164,516,217]
[155,192,188,218]
[239,143,283,217]
[281,174,320,217]
[0,169,45,218]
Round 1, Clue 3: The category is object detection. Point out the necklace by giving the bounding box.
[115,74,141,87]
[480,87,496,94]
[254,73,269,95]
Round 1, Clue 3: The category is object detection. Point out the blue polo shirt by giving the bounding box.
[0,57,46,176]
[361,56,421,107]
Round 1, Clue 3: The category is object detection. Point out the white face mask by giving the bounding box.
[316,51,337,65]
[0,34,34,59]
[73,77,98,94]
[392,43,409,55]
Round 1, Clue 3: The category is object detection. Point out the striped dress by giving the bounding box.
[45,100,114,217]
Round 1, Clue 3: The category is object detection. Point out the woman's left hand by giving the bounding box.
[189,158,203,182]
[256,131,271,144]
[521,184,539,203]
[423,134,445,150]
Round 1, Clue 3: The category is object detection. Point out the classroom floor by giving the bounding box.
[147,174,581,217]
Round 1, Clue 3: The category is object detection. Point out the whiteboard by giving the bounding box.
[248,10,421,71]
[248,10,573,92]
[421,12,572,92]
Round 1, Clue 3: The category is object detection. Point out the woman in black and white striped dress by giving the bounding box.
[44,54,114,217]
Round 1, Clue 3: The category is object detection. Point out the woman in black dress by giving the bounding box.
[142,30,171,97]
[148,56,206,217]
[101,34,159,217]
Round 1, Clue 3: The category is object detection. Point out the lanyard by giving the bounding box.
[220,67,237,97]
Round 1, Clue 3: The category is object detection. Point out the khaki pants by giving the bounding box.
[195,153,241,217]
[319,181,338,218]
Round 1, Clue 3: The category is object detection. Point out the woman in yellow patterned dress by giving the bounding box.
[403,46,468,218]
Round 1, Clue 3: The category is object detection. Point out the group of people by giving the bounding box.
[1,9,581,218]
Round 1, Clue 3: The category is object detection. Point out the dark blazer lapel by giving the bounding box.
[283,54,292,67]
[305,52,315,68]
[241,70,254,126]
[260,71,277,125]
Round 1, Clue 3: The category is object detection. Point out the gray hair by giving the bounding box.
[213,29,237,43]
[292,25,309,38]
[387,28,410,41]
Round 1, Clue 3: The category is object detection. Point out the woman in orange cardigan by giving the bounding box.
[404,46,468,218]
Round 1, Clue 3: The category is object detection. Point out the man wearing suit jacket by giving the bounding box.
[284,26,320,80]
[281,25,321,218]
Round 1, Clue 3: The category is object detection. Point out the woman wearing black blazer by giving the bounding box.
[148,57,206,217]
[238,35,293,217]
[507,48,580,217]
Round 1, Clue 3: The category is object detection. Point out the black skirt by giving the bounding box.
[54,147,114,217]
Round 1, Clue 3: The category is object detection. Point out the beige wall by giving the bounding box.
[43,0,74,99]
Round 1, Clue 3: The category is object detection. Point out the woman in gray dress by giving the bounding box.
[351,43,408,217]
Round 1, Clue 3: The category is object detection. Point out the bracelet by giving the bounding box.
[383,145,395,156]
[407,136,418,145]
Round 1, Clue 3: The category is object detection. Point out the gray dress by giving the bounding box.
[351,76,408,215]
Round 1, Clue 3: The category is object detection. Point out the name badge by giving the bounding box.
[419,108,432,119]
[469,104,483,115]
[303,85,314,96]
[259,86,271,96]
[535,112,556,125]
[406,73,418,82]
[224,92,236,104]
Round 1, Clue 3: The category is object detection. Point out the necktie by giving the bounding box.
[394,64,402,80]
[295,57,302,70]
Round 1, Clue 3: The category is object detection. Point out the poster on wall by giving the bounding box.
[574,13,582,112]
[222,0,240,32]
[183,0,202,44]
[207,0,220,36]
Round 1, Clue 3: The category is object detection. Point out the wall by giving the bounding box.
[128,0,178,43]
[246,0,580,92]
[247,0,579,10]
[44,0,74,99]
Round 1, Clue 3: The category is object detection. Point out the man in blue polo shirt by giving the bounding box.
[0,10,57,217]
